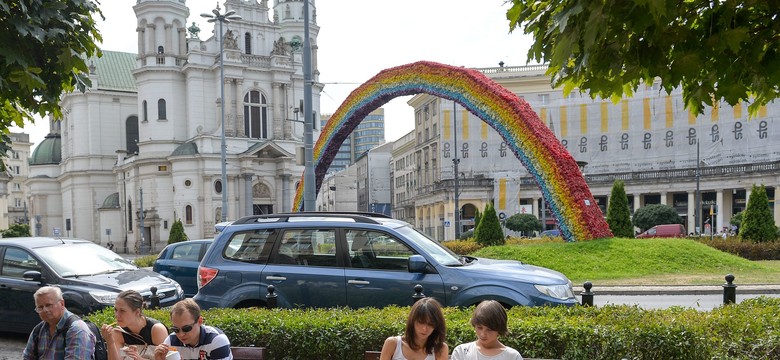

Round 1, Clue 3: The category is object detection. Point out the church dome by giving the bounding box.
[29,134,61,166]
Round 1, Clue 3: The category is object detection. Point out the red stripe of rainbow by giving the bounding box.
[293,61,611,242]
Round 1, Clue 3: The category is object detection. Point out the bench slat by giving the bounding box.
[232,346,267,360]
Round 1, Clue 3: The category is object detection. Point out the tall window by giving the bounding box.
[244,32,251,54]
[128,200,133,229]
[243,90,268,139]
[158,99,167,120]
[185,205,193,225]
[126,116,139,154]
[142,101,148,122]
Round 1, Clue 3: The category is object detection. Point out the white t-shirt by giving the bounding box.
[451,341,523,360]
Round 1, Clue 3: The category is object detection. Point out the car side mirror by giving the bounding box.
[23,271,43,283]
[408,255,428,273]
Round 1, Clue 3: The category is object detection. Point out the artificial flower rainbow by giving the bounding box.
[294,61,612,242]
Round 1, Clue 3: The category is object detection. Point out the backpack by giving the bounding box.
[32,314,108,360]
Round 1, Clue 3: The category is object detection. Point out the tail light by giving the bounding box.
[198,266,219,289]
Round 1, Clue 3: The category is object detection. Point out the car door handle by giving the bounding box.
[348,280,370,285]
[266,276,287,281]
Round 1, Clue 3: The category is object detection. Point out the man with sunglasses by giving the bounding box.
[153,299,232,360]
[22,286,97,359]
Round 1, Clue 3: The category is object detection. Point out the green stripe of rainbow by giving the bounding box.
[293,61,611,242]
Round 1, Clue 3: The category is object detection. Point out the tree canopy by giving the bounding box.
[632,204,682,232]
[504,213,541,236]
[507,0,780,115]
[0,0,103,159]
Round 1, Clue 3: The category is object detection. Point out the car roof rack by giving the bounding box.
[231,212,391,225]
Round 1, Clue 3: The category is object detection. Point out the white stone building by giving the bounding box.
[26,0,321,252]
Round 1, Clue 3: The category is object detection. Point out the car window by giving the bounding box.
[33,243,135,277]
[2,248,41,278]
[394,225,461,266]
[270,229,337,267]
[224,230,274,263]
[347,229,414,271]
[171,243,201,262]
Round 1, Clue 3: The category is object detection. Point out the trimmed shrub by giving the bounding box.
[457,229,474,240]
[740,184,778,243]
[698,238,780,260]
[168,219,188,244]
[0,223,31,238]
[85,297,780,360]
[442,239,483,255]
[475,202,504,246]
[133,254,157,267]
[606,180,633,238]
[504,213,541,237]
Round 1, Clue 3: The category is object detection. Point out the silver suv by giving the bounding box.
[194,213,576,309]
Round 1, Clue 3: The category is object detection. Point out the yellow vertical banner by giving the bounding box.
[540,108,548,125]
[621,100,629,130]
[712,102,719,122]
[461,109,470,140]
[481,120,488,140]
[600,101,608,133]
[733,103,742,120]
[580,103,588,134]
[498,178,506,210]
[560,106,568,137]
[759,105,767,118]
[643,98,651,130]
[665,96,674,128]
[688,110,697,125]
[443,110,451,141]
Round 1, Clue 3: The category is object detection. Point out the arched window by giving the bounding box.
[244,32,251,54]
[157,46,164,54]
[142,101,148,122]
[185,205,193,225]
[158,99,166,120]
[243,90,268,139]
[126,116,139,154]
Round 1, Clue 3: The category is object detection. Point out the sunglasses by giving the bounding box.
[171,321,198,334]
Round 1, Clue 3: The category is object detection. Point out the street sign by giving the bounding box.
[444,220,451,227]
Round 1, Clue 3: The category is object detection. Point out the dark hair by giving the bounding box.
[403,298,446,355]
[171,298,201,321]
[470,300,508,336]
[117,290,146,312]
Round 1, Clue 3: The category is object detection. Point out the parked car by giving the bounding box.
[194,213,576,310]
[153,239,214,297]
[540,229,561,238]
[0,237,184,334]
[636,224,687,238]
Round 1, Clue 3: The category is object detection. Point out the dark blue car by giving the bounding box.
[153,239,213,297]
[194,213,576,309]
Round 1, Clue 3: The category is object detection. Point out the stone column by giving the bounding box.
[272,82,283,138]
[178,27,187,55]
[633,193,642,212]
[660,192,668,205]
[234,79,244,137]
[137,27,145,54]
[164,24,172,54]
[687,191,696,234]
[775,186,780,228]
[716,190,724,233]
[243,173,254,217]
[224,78,234,136]
[146,24,156,54]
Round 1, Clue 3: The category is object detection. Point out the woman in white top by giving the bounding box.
[379,297,449,360]
[451,300,523,360]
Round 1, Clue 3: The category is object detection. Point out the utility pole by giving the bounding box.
[139,187,147,254]
[302,0,315,211]
[452,101,460,239]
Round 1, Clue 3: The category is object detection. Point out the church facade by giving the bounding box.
[26,0,321,253]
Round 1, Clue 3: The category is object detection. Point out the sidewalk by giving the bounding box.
[573,283,780,295]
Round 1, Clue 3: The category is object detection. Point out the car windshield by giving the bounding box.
[394,226,461,266]
[36,243,137,277]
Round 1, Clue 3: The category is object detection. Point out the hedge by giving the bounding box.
[87,297,780,359]
[698,238,780,260]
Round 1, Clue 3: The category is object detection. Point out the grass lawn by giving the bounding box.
[472,238,780,285]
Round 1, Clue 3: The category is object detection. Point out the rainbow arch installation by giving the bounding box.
[293,61,612,242]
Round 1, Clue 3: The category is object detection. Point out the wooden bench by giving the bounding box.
[231,346,267,360]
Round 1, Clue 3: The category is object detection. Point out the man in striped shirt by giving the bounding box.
[22,286,96,359]
[153,299,232,360]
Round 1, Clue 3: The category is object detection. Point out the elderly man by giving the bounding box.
[22,286,96,359]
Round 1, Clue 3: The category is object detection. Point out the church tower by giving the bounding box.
[133,0,190,155]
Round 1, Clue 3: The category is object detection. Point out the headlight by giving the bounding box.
[174,282,183,297]
[534,284,575,300]
[89,290,119,304]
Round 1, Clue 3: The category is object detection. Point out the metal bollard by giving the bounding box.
[149,286,160,310]
[266,284,278,309]
[723,274,737,305]
[580,281,594,307]
[412,284,426,303]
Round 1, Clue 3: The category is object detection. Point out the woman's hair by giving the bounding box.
[171,298,201,320]
[117,290,146,312]
[403,297,446,355]
[470,300,508,336]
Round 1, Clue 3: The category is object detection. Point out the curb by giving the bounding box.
[572,284,780,296]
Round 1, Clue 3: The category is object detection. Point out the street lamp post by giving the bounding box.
[696,141,701,235]
[202,5,241,222]
[452,101,460,239]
